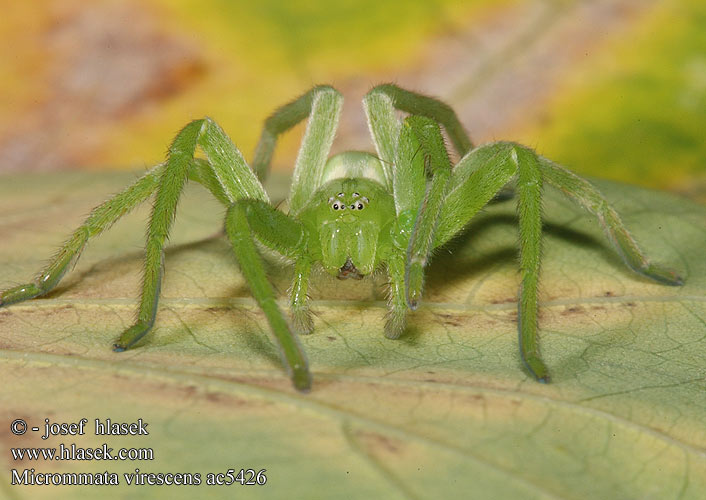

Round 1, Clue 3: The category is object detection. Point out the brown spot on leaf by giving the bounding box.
[356,430,404,455]
[206,392,224,403]
[561,306,584,316]
[490,297,517,304]
[436,313,463,326]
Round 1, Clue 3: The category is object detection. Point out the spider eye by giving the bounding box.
[357,203,364,210]
[332,203,339,210]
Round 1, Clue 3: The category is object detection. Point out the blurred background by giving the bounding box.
[0,0,704,202]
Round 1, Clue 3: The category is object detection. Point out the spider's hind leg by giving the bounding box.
[0,165,164,308]
[538,156,683,286]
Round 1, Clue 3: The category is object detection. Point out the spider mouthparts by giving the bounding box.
[337,258,364,280]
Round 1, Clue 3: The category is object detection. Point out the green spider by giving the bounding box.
[0,84,683,391]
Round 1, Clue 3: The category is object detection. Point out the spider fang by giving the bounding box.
[337,258,364,280]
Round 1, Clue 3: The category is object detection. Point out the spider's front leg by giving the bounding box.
[384,115,470,341]
[434,142,560,381]
[220,85,342,390]
[225,199,312,391]
[363,84,474,337]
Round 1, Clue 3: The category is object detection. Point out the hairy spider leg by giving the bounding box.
[289,258,314,335]
[285,88,343,216]
[251,85,343,197]
[432,141,683,382]
[400,117,454,311]
[113,118,268,351]
[514,147,547,382]
[0,155,265,309]
[428,142,550,381]
[364,84,473,186]
[383,118,427,337]
[0,165,165,307]
[0,155,269,308]
[248,85,343,338]
[538,157,683,286]
[362,84,475,337]
[225,199,311,391]
[226,87,342,390]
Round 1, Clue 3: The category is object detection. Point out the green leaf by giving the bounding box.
[1,171,704,499]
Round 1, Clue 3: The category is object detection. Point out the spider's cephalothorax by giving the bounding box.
[299,152,396,280]
[0,84,683,391]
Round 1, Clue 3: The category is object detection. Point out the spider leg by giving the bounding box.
[382,117,430,337]
[434,144,522,247]
[224,199,311,391]
[0,156,253,309]
[385,114,466,337]
[250,85,344,331]
[364,83,473,190]
[0,164,165,307]
[251,85,343,203]
[114,118,267,351]
[384,253,408,339]
[537,156,683,286]
[290,258,313,335]
[400,116,454,310]
[431,142,550,381]
[514,147,549,382]
[432,141,684,382]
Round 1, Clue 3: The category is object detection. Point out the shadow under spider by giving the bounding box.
[425,211,626,291]
[42,209,629,309]
[42,232,229,299]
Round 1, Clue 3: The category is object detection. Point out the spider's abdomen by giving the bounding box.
[320,151,388,186]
